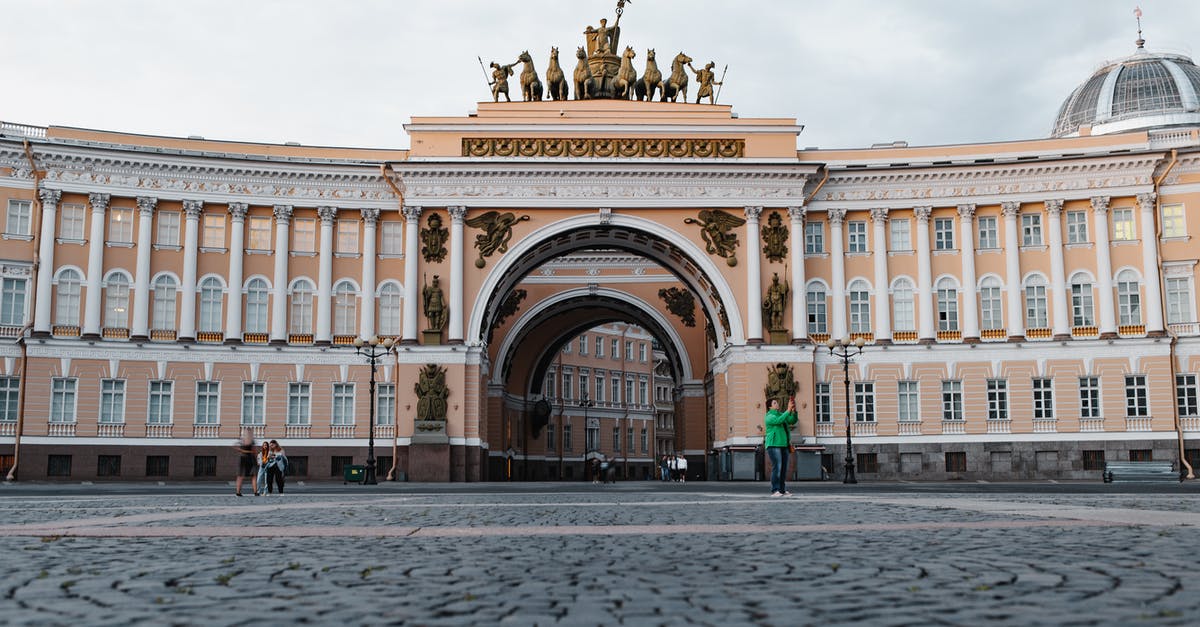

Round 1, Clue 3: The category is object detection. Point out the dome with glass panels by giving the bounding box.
[1052,39,1200,138]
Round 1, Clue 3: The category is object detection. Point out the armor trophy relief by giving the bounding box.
[480,0,725,103]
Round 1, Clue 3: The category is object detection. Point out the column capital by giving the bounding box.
[1090,196,1110,215]
[1000,201,1021,218]
[360,208,381,226]
[744,206,763,222]
[827,208,847,226]
[136,196,158,217]
[182,199,204,219]
[870,207,889,223]
[317,206,337,225]
[1136,192,1157,213]
[956,203,976,220]
[448,205,468,223]
[273,204,293,224]
[89,192,111,213]
[402,205,423,222]
[227,202,249,222]
[38,187,62,207]
[786,205,806,223]
[1044,199,1064,216]
[914,206,932,224]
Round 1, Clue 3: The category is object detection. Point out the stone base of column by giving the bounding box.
[269,339,288,346]
[790,337,810,345]
[30,330,51,339]
[1146,330,1168,338]
[874,338,893,345]
[918,338,936,345]
[1052,334,1072,341]
[223,338,242,345]
[400,338,419,346]
[314,339,331,347]
[81,333,101,341]
[129,334,149,343]
[961,337,979,344]
[408,442,450,482]
[447,338,465,345]
[1007,335,1025,343]
[177,336,195,344]
[1099,332,1119,340]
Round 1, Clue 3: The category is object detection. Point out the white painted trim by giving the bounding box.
[813,430,1180,445]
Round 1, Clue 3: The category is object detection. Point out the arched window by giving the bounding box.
[1117,270,1142,325]
[244,278,269,334]
[979,276,1003,330]
[55,269,82,326]
[848,280,871,334]
[806,282,827,335]
[104,274,130,329]
[891,278,915,332]
[377,283,401,336]
[334,281,357,336]
[152,276,177,330]
[1024,275,1048,329]
[198,277,223,333]
[290,279,314,334]
[1069,272,1095,327]
[936,277,959,332]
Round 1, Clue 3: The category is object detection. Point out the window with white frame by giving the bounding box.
[108,207,133,243]
[578,372,588,401]
[804,221,824,254]
[336,220,359,254]
[941,380,963,421]
[202,214,225,248]
[639,379,649,405]
[986,379,1008,421]
[625,377,635,405]
[594,375,605,403]
[1079,377,1101,419]
[247,216,272,250]
[641,426,648,452]
[1166,277,1193,324]
[977,216,999,249]
[377,284,401,336]
[287,382,311,425]
[152,276,177,330]
[147,380,173,425]
[198,277,223,333]
[1117,270,1142,325]
[628,425,635,452]
[936,278,959,332]
[244,279,269,334]
[0,277,27,326]
[815,383,831,423]
[293,218,316,252]
[1024,275,1049,328]
[847,220,868,253]
[610,339,619,359]
[1125,375,1148,417]
[332,383,355,425]
[595,336,604,357]
[0,376,16,422]
[612,426,620,451]
[849,280,871,333]
[6,199,31,236]
[897,381,919,422]
[892,279,915,332]
[544,370,555,398]
[50,378,77,423]
[979,277,1003,330]
[55,269,82,326]
[1176,374,1198,417]
[195,382,219,425]
[934,217,955,250]
[100,379,125,424]
[624,341,634,361]
[1066,211,1088,244]
[1032,378,1054,420]
[377,383,396,425]
[585,423,598,451]
[890,218,911,251]
[807,283,827,334]
[561,370,573,400]
[1070,275,1095,327]
[639,343,647,362]
[60,204,85,240]
[104,274,130,329]
[241,382,265,425]
[546,422,556,451]
[380,222,403,255]
[1161,204,1185,239]
[854,382,875,422]
[1021,214,1043,246]
[563,422,572,452]
[156,211,180,247]
[1112,208,1135,241]
[290,280,314,334]
[610,377,620,404]
[578,335,587,354]
[333,282,357,336]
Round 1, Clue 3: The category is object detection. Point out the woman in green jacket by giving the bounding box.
[764,397,797,496]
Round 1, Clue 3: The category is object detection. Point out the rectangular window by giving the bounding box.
[854,382,875,422]
[1177,374,1198,417]
[804,221,824,254]
[641,426,648,452]
[1079,377,1101,419]
[332,383,355,425]
[594,376,604,403]
[578,374,588,401]
[1066,211,1088,244]
[890,218,911,251]
[108,207,134,243]
[147,381,173,425]
[1021,214,1043,246]
[1025,283,1048,328]
[195,382,220,425]
[1125,374,1148,417]
[377,383,396,426]
[625,378,634,405]
[287,456,309,477]
[546,423,555,451]
[336,220,359,253]
[639,343,648,362]
[1165,278,1193,325]
[156,211,180,247]
[934,217,955,250]
[100,379,126,424]
[980,285,1003,330]
[1033,378,1054,420]
[595,336,604,357]
[293,218,316,252]
[331,456,353,477]
[0,376,19,422]
[847,220,868,253]
[1130,449,1153,462]
[288,382,311,425]
[937,288,959,332]
[986,379,1008,421]
[5,199,32,236]
[59,204,85,240]
[892,284,914,332]
[0,277,28,326]
[97,454,121,477]
[610,377,620,403]
[613,426,620,451]
[380,222,403,255]
[241,382,265,426]
[193,455,217,477]
[561,371,573,400]
[563,423,572,452]
[815,383,831,423]
[202,214,226,248]
[977,216,998,249]
[639,379,649,405]
[1072,282,1095,326]
[47,454,72,477]
[578,335,587,354]
[50,378,77,423]
[247,216,272,250]
[624,341,634,361]
[807,287,827,334]
[1161,203,1186,238]
[1112,208,1135,241]
[945,451,967,472]
[897,381,919,422]
[857,453,879,473]
[941,381,963,421]
[611,339,619,359]
[145,455,169,477]
[1082,450,1105,471]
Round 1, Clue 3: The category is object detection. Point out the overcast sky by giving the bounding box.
[4,0,1199,150]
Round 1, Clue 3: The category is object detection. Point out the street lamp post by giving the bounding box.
[826,336,867,484]
[580,392,594,479]
[353,335,397,485]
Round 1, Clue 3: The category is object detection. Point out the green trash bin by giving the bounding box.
[343,465,365,484]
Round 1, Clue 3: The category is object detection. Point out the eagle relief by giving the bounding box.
[684,209,746,266]
[464,211,531,268]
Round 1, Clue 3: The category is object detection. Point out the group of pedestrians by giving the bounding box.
[659,454,688,482]
[234,428,288,497]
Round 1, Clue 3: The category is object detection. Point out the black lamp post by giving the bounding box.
[353,335,397,485]
[580,392,594,479]
[825,336,867,484]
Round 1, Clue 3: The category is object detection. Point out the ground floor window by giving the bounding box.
[97,455,121,477]
[857,453,879,473]
[288,456,308,477]
[1082,450,1105,471]
[48,454,72,477]
[815,383,831,423]
[331,456,353,477]
[145,455,169,477]
[1129,449,1152,462]
[945,451,967,472]
[193,456,217,477]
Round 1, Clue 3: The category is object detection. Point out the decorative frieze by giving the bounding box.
[462,137,745,159]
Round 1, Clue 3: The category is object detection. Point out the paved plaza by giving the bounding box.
[0,480,1197,625]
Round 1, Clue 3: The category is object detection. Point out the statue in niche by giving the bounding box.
[764,363,799,411]
[762,273,789,331]
[658,286,696,327]
[423,275,447,332]
[684,209,746,267]
[464,211,531,268]
[761,211,788,262]
[421,212,448,263]
[415,364,449,422]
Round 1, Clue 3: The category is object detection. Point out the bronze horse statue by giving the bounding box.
[616,46,639,100]
[573,46,595,100]
[660,52,692,102]
[546,47,568,101]
[636,48,662,102]
[517,51,543,102]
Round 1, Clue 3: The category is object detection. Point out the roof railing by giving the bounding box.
[0,121,48,139]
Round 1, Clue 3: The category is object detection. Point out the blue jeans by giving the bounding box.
[767,446,790,494]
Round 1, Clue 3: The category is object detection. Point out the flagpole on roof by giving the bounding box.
[1134,6,1145,49]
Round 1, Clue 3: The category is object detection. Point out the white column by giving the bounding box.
[870,208,891,342]
[828,208,847,340]
[788,206,807,342]
[270,205,292,344]
[1137,192,1165,334]
[1092,196,1117,337]
[957,204,979,341]
[224,202,248,342]
[744,206,764,342]
[1045,199,1070,339]
[401,205,422,343]
[1001,201,1024,339]
[448,206,467,344]
[131,196,157,340]
[178,199,203,341]
[315,206,336,344]
[360,208,380,340]
[914,206,935,340]
[33,188,61,335]
[83,193,110,338]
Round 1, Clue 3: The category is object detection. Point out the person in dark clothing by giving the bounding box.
[233,428,257,497]
[266,440,287,495]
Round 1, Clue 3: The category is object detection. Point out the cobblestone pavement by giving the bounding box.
[0,481,1197,625]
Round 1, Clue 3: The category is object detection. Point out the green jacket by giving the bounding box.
[763,408,797,448]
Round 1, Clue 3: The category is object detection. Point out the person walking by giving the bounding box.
[677,454,688,483]
[255,441,270,496]
[266,440,288,495]
[660,455,669,481]
[764,397,798,496]
[233,428,257,497]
